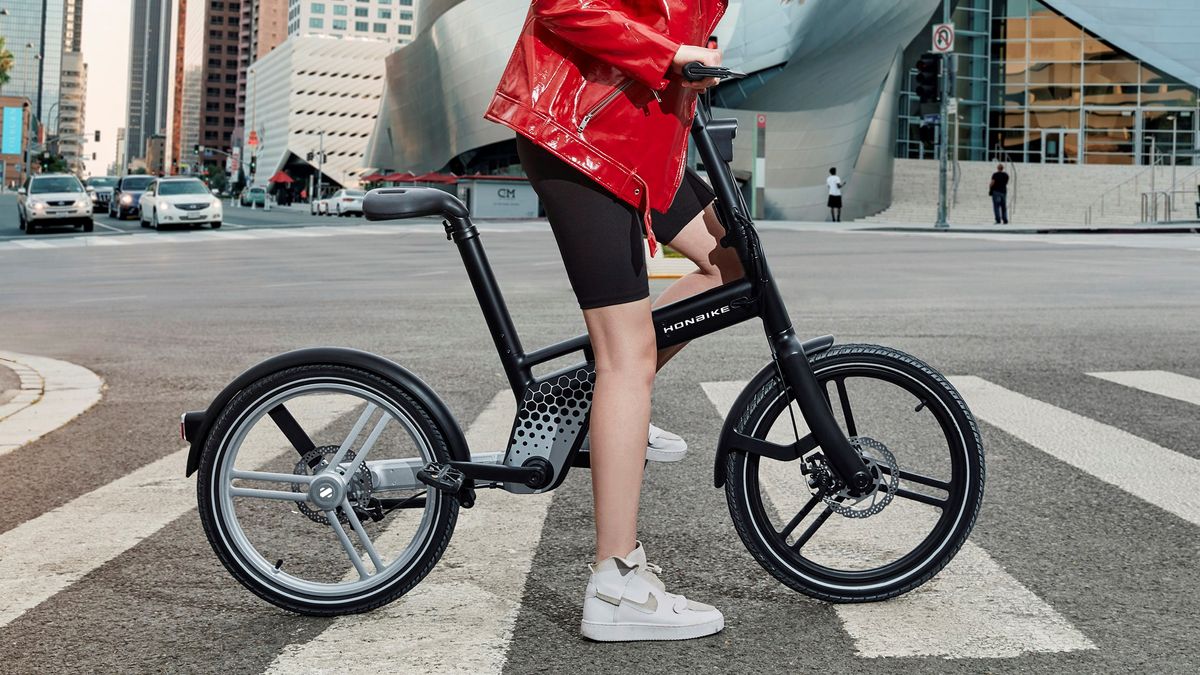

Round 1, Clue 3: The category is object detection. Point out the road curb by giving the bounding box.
[0,351,104,457]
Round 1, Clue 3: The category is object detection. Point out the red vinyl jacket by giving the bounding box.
[483,0,727,256]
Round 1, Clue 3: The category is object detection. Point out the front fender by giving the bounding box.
[183,347,470,476]
[713,335,835,488]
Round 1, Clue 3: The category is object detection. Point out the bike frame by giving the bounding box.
[443,104,873,496]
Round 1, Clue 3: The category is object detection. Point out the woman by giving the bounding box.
[483,0,739,642]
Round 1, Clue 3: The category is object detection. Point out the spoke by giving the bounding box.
[325,403,378,472]
[879,466,951,492]
[268,404,318,461]
[340,415,390,478]
[342,499,384,573]
[835,378,858,437]
[231,470,314,486]
[779,494,821,540]
[792,506,834,551]
[326,510,371,580]
[894,487,947,509]
[229,486,309,502]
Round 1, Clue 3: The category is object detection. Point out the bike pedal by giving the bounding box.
[416,462,465,493]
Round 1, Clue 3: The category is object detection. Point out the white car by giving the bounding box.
[17,174,94,235]
[139,177,224,230]
[310,197,328,216]
[330,189,366,217]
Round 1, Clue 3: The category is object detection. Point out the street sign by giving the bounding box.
[947,98,959,115]
[933,23,955,53]
[757,113,767,129]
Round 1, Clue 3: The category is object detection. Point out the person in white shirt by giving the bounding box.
[827,167,845,222]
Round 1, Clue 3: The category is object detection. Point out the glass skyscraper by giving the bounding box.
[899,0,1200,166]
[0,0,66,133]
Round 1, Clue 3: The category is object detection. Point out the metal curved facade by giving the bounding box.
[367,0,940,220]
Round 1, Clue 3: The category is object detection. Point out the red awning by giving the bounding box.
[414,172,459,185]
[360,172,385,182]
[268,171,294,184]
[381,171,417,182]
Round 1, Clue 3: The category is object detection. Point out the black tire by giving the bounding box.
[83,220,94,233]
[24,219,36,235]
[196,363,459,616]
[724,344,984,603]
[211,222,222,229]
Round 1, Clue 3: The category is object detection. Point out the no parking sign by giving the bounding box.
[933,23,955,53]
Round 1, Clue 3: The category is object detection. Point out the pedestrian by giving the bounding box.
[300,188,308,203]
[990,163,1010,225]
[485,0,735,643]
[827,167,845,222]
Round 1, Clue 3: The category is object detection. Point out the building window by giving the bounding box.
[373,22,386,33]
[309,17,324,28]
[378,9,391,19]
[333,5,347,16]
[311,2,325,13]
[355,21,368,31]
[398,24,411,35]
[332,19,346,30]
[354,7,367,17]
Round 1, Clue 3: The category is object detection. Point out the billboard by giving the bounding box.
[2,107,23,155]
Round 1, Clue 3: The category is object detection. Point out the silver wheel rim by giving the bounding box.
[212,377,442,600]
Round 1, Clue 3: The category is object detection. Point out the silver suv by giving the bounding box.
[18,174,94,235]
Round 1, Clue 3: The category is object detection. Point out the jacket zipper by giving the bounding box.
[577,79,634,133]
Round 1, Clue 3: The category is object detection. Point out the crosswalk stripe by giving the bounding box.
[0,394,360,628]
[1087,370,1200,407]
[266,390,550,675]
[953,376,1200,527]
[13,240,54,249]
[701,381,1094,658]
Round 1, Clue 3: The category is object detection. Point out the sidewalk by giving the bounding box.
[0,352,104,457]
[756,219,1200,235]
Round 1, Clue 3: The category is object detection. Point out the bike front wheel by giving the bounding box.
[197,363,458,615]
[723,344,984,603]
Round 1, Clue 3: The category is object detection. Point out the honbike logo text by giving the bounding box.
[662,305,731,335]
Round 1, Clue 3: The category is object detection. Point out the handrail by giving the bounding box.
[1141,190,1173,223]
[1082,152,1168,225]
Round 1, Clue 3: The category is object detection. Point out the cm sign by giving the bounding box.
[460,179,539,218]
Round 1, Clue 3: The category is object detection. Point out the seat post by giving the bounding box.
[448,215,532,393]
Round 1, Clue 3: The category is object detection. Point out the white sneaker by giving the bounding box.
[581,541,724,642]
[579,423,688,462]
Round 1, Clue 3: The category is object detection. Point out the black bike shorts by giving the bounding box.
[515,133,715,310]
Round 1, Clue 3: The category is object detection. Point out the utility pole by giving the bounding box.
[316,131,325,200]
[936,0,951,229]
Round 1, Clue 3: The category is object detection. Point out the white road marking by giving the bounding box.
[0,394,359,628]
[702,381,1094,659]
[1087,370,1200,407]
[0,352,104,458]
[93,222,124,233]
[267,390,554,675]
[953,376,1200,528]
[13,240,54,249]
[264,281,322,289]
[409,270,448,278]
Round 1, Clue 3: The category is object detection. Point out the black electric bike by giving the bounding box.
[183,64,984,616]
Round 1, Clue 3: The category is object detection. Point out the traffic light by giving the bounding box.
[94,130,101,142]
[915,53,942,104]
[249,156,257,174]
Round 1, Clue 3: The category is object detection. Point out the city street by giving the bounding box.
[1,219,1198,673]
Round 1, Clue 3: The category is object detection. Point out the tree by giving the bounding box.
[205,162,228,193]
[0,38,13,91]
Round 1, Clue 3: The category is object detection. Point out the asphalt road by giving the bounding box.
[0,209,1198,674]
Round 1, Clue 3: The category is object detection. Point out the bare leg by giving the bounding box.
[583,298,658,563]
[652,203,745,370]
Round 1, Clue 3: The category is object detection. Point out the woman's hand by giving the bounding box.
[672,44,722,90]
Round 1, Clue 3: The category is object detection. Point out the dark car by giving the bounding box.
[85,176,118,213]
[108,175,155,220]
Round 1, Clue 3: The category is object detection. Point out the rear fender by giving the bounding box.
[713,336,835,488]
[183,347,470,476]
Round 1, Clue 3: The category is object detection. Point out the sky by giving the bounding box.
[80,0,131,175]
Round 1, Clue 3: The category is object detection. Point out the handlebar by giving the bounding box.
[682,62,746,83]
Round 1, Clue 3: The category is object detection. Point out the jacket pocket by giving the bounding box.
[577,79,634,134]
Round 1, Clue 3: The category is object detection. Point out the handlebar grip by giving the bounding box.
[682,62,745,82]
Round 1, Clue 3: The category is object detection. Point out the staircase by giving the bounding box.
[862,159,1183,227]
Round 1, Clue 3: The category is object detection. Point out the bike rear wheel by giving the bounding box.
[724,344,984,602]
[197,364,458,615]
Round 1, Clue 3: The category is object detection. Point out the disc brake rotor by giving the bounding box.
[820,437,900,519]
[291,445,374,525]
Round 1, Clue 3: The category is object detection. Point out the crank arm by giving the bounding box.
[363,452,504,492]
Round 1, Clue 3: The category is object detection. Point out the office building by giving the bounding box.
[57,50,86,174]
[171,0,206,173]
[127,0,174,165]
[234,1,289,140]
[286,0,416,44]
[198,0,242,155]
[0,0,65,133]
[244,35,393,190]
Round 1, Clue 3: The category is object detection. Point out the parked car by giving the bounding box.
[240,186,267,207]
[85,176,118,213]
[310,196,329,216]
[109,175,155,220]
[138,177,224,230]
[330,189,366,217]
[17,174,94,234]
